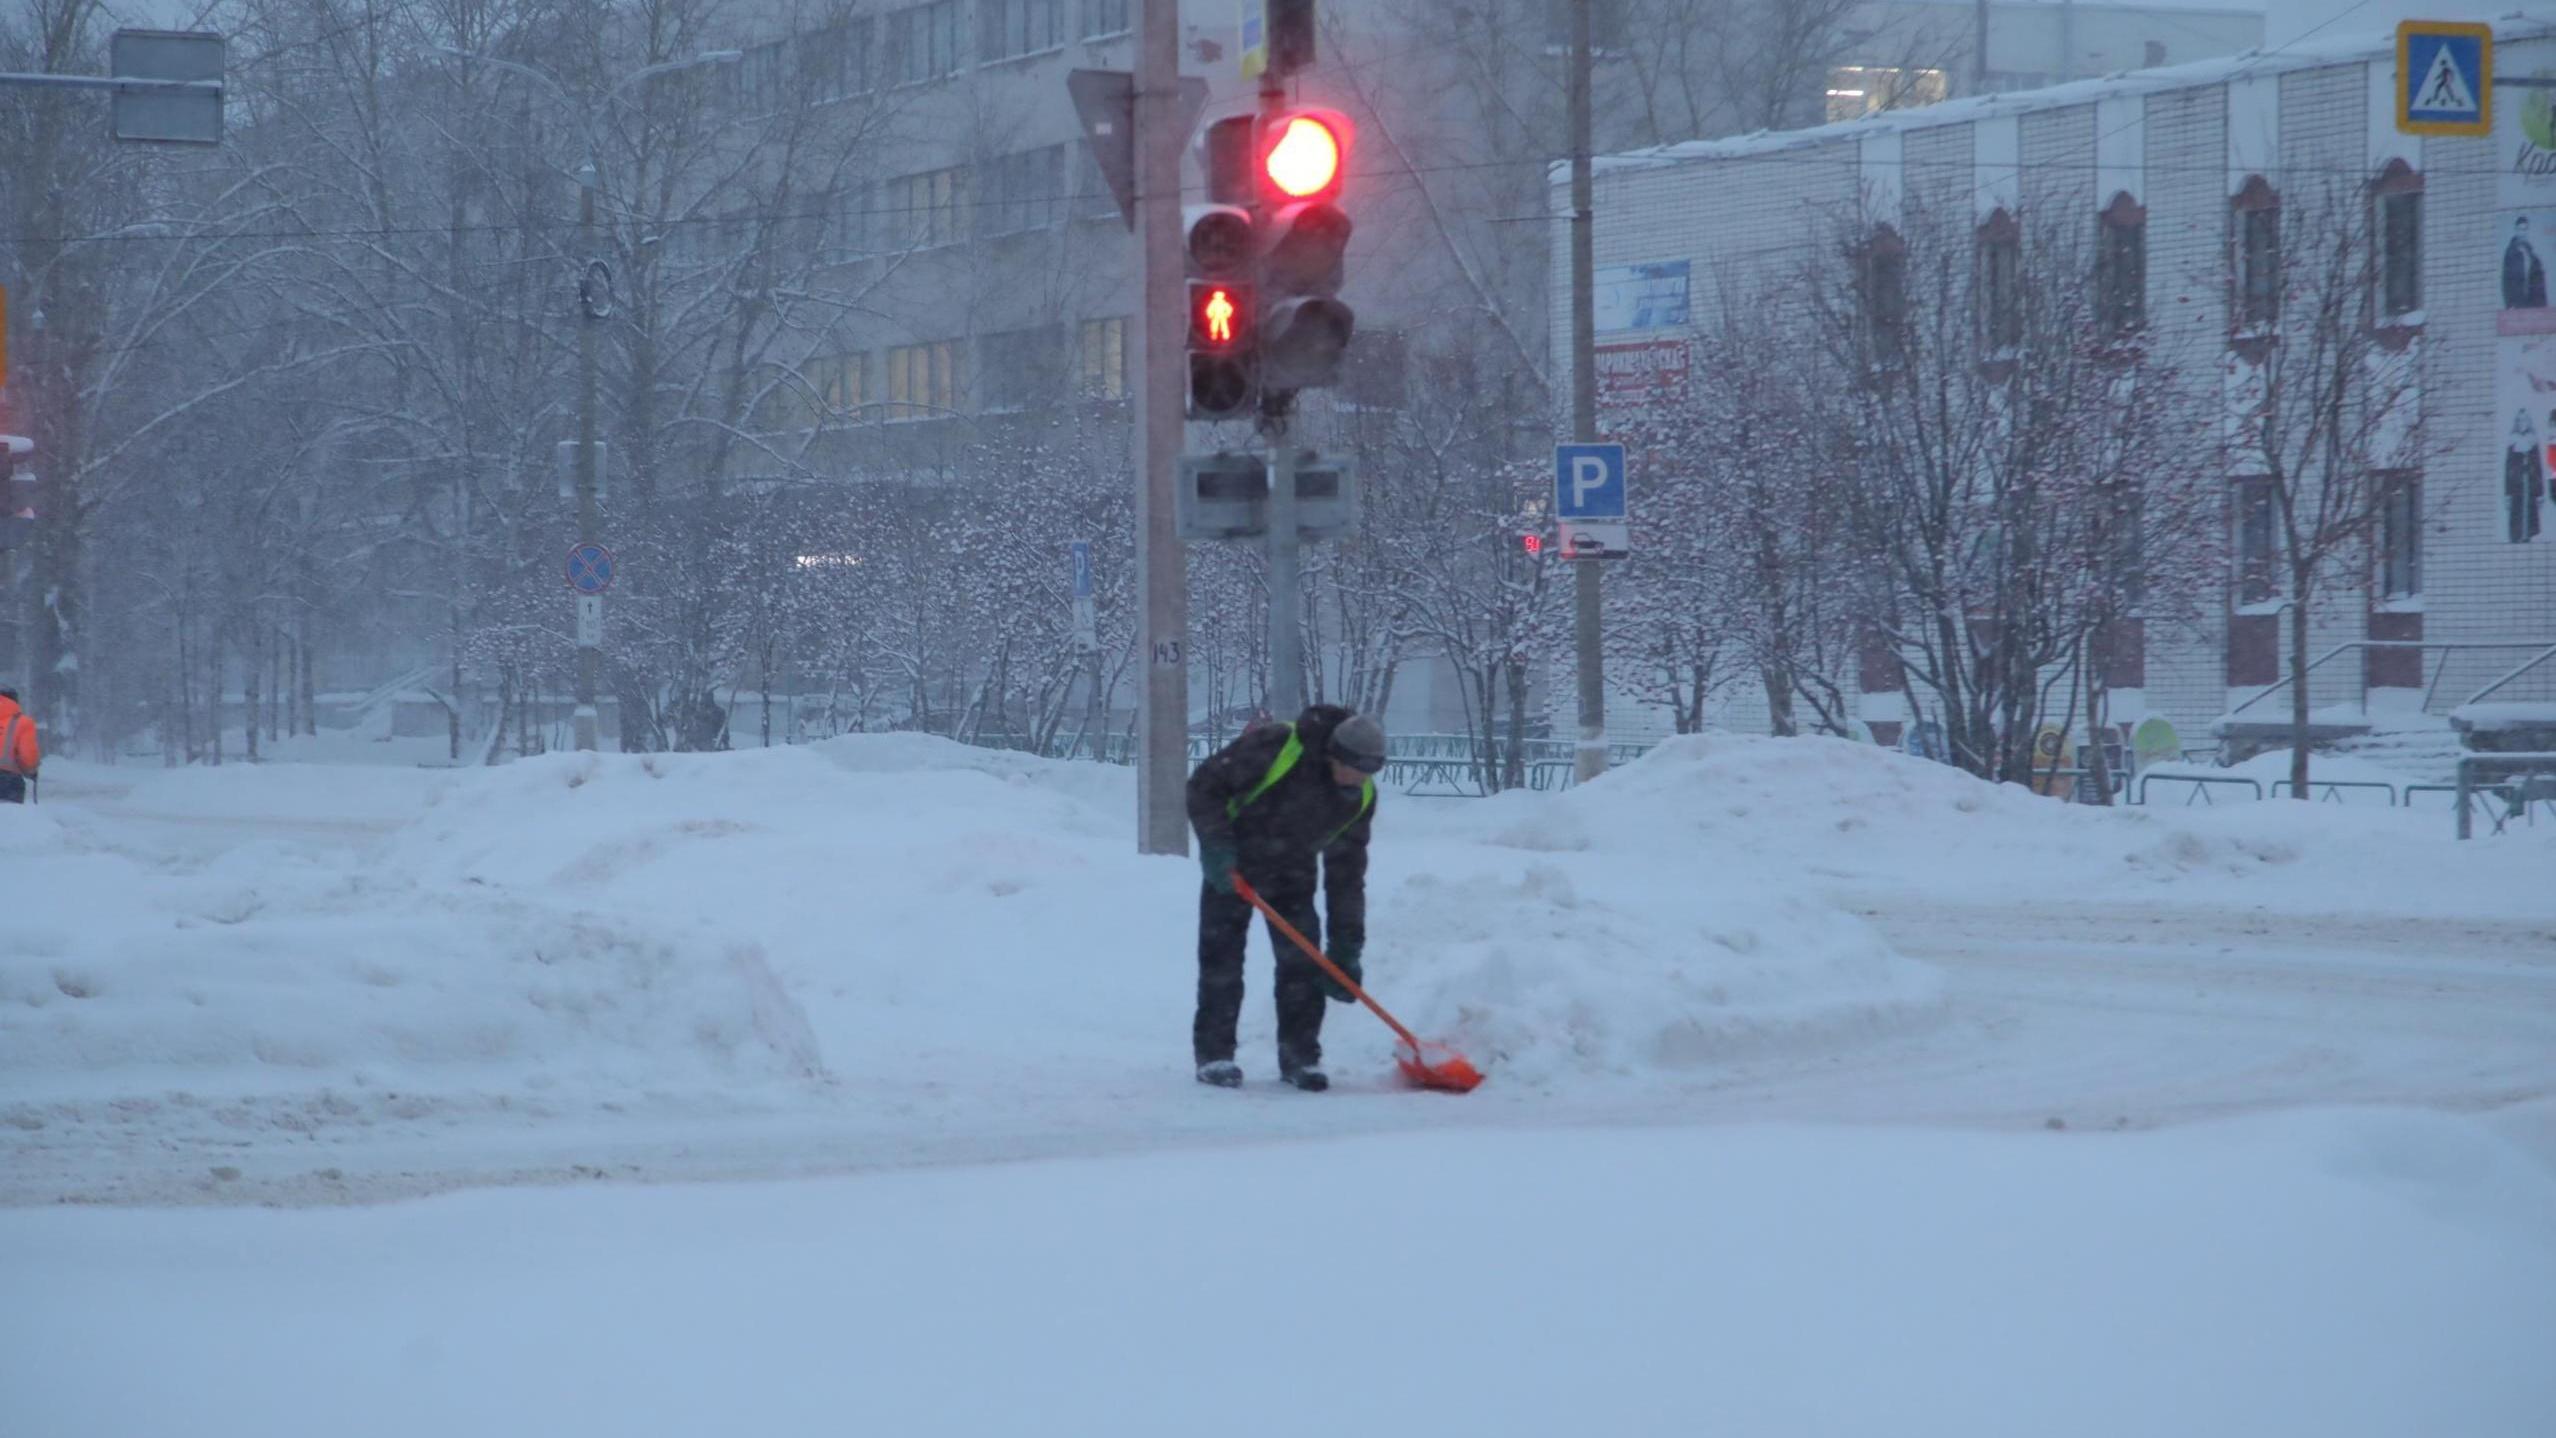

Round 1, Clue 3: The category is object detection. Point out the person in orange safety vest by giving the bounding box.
[0,686,40,804]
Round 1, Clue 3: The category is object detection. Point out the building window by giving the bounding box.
[1080,0,1130,38]
[886,0,962,85]
[2374,168,2422,321]
[979,326,1066,409]
[980,0,1063,61]
[797,20,870,103]
[730,39,788,116]
[1078,317,1128,398]
[2379,474,2421,598]
[2095,194,2146,337]
[885,340,962,418]
[1824,65,1948,122]
[1979,210,2021,353]
[981,146,1065,235]
[887,167,963,248]
[2235,476,2281,606]
[1856,229,1908,368]
[2233,179,2280,330]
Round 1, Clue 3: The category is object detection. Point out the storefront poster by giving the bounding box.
[1593,260,1691,333]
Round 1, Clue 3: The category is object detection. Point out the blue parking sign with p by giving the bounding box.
[1070,541,1093,599]
[1554,443,1627,520]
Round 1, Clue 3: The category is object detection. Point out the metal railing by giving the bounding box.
[2454,752,2556,839]
[2267,778,2401,805]
[2136,772,2267,806]
[2218,638,2556,729]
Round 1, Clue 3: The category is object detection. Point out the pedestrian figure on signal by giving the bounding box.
[1186,704,1385,1092]
[0,687,41,804]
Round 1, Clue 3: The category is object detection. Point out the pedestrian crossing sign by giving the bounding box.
[2398,21,2492,137]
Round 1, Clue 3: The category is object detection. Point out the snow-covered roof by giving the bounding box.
[1569,11,2556,180]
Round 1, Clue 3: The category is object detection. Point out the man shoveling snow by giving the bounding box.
[1186,705,1385,1092]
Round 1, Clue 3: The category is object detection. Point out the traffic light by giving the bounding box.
[0,446,31,553]
[1185,202,1257,419]
[1256,109,1355,395]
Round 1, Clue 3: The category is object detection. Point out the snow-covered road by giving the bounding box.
[7,738,2553,1436]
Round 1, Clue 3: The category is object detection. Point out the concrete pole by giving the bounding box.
[1260,69,1303,724]
[1569,0,1607,786]
[573,176,602,753]
[1135,0,1192,855]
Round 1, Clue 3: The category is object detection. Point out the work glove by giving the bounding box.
[1198,839,1238,895]
[1320,937,1364,1003]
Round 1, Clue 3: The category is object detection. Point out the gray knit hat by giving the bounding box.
[1330,713,1386,773]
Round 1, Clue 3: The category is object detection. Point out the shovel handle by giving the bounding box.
[1230,872,1424,1053]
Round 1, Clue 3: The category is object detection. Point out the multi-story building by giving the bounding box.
[1561,16,2556,756]
[667,0,2267,741]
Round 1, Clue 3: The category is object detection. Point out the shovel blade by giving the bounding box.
[1395,1039,1484,1093]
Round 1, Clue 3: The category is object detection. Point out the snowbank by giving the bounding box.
[1480,732,2556,916]
[6,1109,2549,1438]
[1,734,1945,1158]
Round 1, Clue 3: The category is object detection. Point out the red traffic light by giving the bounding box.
[1521,533,1542,555]
[1263,110,1350,202]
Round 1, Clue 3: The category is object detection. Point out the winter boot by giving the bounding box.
[1196,1060,1244,1089]
[1279,1064,1330,1093]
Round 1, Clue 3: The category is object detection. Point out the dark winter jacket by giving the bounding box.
[1187,704,1376,947]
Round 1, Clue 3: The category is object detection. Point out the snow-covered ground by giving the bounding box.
[4,734,2552,1435]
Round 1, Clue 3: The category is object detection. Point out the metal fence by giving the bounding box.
[949,726,2550,838]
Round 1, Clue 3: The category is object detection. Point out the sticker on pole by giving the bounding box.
[2398,21,2491,137]
[566,541,615,594]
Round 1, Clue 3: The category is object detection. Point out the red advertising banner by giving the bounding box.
[1594,339,1691,417]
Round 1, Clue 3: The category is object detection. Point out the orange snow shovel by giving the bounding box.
[1232,874,1484,1093]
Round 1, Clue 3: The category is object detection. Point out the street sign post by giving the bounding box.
[110,30,224,145]
[1554,441,1628,561]
[1070,541,1098,653]
[1067,68,1210,231]
[2397,20,2492,137]
[566,541,614,594]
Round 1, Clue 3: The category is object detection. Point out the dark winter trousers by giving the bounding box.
[1194,878,1327,1072]
[0,773,23,804]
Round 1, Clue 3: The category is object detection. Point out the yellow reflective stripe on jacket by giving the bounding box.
[1225,726,1304,819]
[1225,721,1374,844]
[0,715,23,775]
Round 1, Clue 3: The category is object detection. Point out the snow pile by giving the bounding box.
[1492,732,2556,914]
[0,791,825,1140]
[1364,860,1939,1084]
[1,734,1952,1153]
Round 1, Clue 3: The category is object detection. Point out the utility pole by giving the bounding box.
[574,171,602,753]
[1568,0,1607,786]
[1260,63,1303,723]
[1136,0,1192,855]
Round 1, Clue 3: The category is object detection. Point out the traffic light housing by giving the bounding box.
[1184,202,1258,419]
[0,444,31,553]
[1256,109,1355,395]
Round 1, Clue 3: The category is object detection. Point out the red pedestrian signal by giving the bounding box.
[1522,533,1542,555]
[1189,280,1254,349]
[1185,198,1258,419]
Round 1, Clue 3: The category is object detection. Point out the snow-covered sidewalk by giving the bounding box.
[7,1112,2551,1438]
